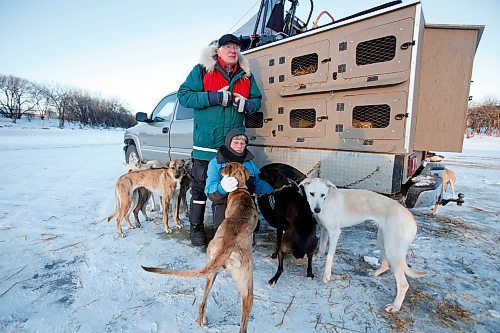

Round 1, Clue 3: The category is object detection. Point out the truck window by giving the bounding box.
[151,94,177,122]
[175,103,194,120]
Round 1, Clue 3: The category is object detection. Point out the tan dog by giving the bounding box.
[301,177,426,313]
[108,160,185,237]
[432,167,457,215]
[142,162,258,333]
[123,158,164,215]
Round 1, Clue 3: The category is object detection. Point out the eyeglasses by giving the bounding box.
[231,140,247,147]
[221,44,240,51]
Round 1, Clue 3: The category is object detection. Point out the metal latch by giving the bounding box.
[264,118,273,123]
[316,116,328,122]
[400,40,415,50]
[394,113,409,120]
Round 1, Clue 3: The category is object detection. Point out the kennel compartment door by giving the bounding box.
[279,98,327,139]
[340,18,414,87]
[340,91,407,140]
[278,40,330,96]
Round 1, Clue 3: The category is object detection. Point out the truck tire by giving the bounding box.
[125,145,139,164]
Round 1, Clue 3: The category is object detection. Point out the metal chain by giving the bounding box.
[305,161,321,178]
[344,166,380,188]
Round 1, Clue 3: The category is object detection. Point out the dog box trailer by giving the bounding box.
[239,0,483,207]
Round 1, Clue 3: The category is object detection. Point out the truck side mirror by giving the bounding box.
[135,112,148,122]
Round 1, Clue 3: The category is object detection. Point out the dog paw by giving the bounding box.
[271,252,278,259]
[118,233,126,238]
[164,228,172,234]
[307,272,314,279]
[384,303,401,313]
[322,275,331,284]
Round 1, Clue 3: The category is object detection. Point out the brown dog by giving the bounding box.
[432,167,457,215]
[142,162,258,333]
[107,159,185,237]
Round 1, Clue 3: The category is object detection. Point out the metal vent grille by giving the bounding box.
[245,112,263,128]
[356,35,396,66]
[291,53,318,76]
[352,104,390,128]
[290,109,316,128]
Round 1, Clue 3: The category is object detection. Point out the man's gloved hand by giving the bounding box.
[220,175,238,193]
[233,93,254,113]
[208,86,232,107]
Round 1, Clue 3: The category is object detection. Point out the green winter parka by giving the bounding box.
[177,45,262,161]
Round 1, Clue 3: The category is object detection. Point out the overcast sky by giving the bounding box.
[1,0,498,114]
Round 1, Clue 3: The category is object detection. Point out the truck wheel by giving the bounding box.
[125,145,139,164]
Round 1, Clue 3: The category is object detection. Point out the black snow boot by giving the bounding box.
[190,223,207,246]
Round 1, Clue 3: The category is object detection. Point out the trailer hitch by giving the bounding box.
[440,193,465,207]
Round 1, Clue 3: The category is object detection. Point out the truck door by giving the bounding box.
[169,101,194,161]
[139,93,176,162]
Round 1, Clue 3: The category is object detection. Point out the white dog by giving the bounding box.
[300,177,426,312]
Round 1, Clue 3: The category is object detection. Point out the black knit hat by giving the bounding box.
[218,34,241,47]
[225,128,248,148]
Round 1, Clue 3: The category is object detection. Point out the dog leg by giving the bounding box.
[318,224,328,255]
[306,251,314,278]
[161,195,172,234]
[272,228,283,259]
[323,228,341,283]
[432,203,441,215]
[384,261,409,313]
[268,250,285,285]
[197,272,217,327]
[372,229,390,276]
[450,180,456,198]
[239,281,253,333]
[172,190,182,229]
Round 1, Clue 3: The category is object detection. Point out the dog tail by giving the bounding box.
[142,244,235,278]
[405,264,426,278]
[106,188,120,222]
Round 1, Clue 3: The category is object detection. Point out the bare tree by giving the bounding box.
[0,74,42,123]
[40,84,73,128]
[467,98,500,136]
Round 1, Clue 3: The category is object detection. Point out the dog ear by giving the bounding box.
[325,179,337,189]
[299,178,312,188]
[242,167,250,181]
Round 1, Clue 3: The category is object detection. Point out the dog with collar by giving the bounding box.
[300,177,426,312]
[142,162,258,332]
[257,167,317,285]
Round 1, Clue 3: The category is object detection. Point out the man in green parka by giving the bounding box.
[177,33,262,246]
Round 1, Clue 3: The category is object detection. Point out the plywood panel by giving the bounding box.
[414,27,480,152]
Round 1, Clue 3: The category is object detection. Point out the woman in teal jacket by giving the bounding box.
[205,129,273,230]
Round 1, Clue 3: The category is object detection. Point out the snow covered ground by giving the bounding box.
[0,117,498,333]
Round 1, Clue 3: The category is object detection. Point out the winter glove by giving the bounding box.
[207,86,232,107]
[220,175,238,193]
[233,93,254,113]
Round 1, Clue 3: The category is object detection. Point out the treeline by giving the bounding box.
[0,74,136,128]
[467,98,500,136]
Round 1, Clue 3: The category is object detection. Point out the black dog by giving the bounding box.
[257,166,318,285]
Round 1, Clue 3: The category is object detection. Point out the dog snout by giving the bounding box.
[314,207,321,214]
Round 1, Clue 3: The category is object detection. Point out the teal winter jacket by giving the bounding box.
[177,45,262,161]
